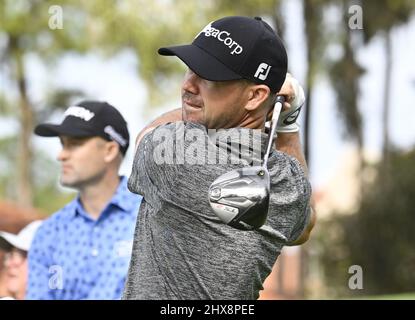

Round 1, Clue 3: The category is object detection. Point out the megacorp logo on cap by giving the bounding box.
[196,22,243,55]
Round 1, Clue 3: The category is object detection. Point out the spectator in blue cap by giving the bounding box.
[28,101,142,300]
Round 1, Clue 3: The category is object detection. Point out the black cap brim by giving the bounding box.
[34,123,95,137]
[158,44,242,81]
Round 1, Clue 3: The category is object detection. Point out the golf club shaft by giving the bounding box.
[263,95,285,167]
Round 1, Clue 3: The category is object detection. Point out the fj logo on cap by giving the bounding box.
[64,106,95,121]
[254,63,271,80]
[196,22,243,55]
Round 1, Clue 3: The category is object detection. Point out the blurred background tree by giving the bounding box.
[313,0,415,298]
[0,0,93,207]
[317,146,415,297]
[361,0,415,164]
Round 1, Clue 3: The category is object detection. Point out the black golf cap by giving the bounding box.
[158,16,288,93]
[34,101,130,155]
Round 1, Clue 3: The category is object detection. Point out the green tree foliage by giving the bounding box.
[361,0,414,42]
[302,0,329,162]
[86,0,283,104]
[361,0,415,162]
[317,147,415,296]
[0,0,93,205]
[328,0,365,146]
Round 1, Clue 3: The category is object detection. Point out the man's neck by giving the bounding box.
[79,173,121,220]
[237,114,266,130]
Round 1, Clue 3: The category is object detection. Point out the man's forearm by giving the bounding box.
[275,132,308,176]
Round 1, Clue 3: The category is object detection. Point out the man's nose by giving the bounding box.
[182,70,200,94]
[57,147,69,162]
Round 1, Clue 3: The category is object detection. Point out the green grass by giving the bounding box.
[350,292,415,300]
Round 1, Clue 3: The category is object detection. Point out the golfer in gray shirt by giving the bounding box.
[123,16,316,300]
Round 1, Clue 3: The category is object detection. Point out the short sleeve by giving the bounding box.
[128,122,185,202]
[267,152,312,243]
[128,121,214,211]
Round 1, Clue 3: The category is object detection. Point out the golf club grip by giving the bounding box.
[263,95,285,166]
[269,95,285,137]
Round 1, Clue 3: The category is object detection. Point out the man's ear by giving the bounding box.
[244,85,271,111]
[104,141,120,163]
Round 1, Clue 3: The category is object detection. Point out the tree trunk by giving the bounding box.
[345,13,365,194]
[11,42,34,207]
[272,1,285,40]
[303,0,315,165]
[300,0,317,298]
[382,31,392,165]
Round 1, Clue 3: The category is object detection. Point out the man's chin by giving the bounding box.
[183,106,204,123]
[183,113,204,125]
[184,118,203,125]
[60,178,79,189]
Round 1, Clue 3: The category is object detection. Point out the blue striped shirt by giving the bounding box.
[27,176,142,300]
